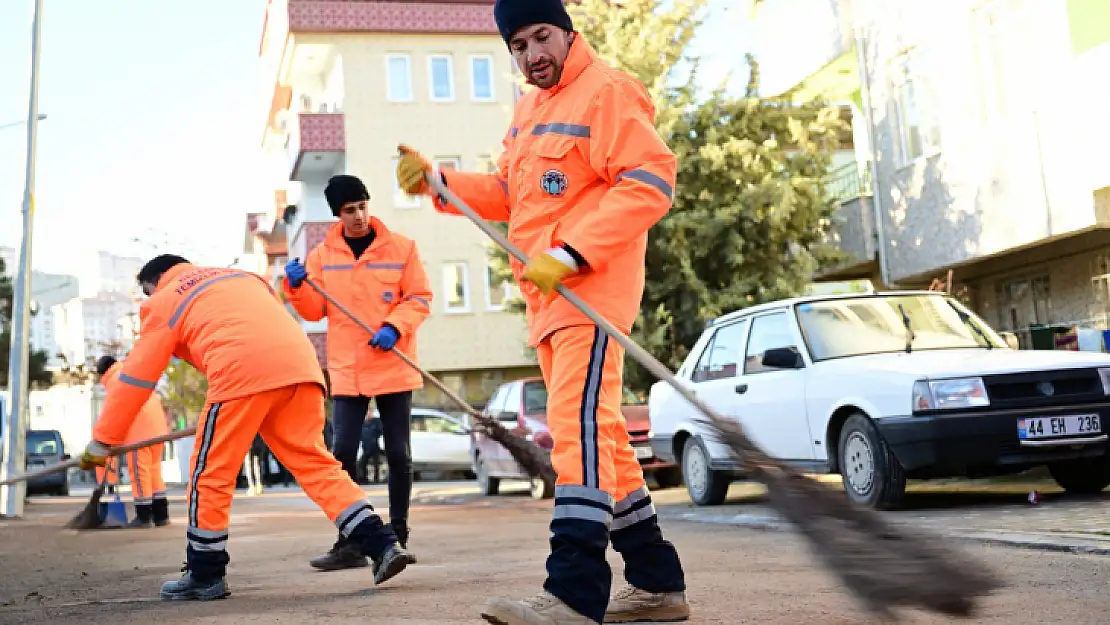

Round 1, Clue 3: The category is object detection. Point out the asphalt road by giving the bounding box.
[1,478,1109,623]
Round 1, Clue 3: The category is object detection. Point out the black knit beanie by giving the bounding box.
[324,174,370,217]
[493,0,574,46]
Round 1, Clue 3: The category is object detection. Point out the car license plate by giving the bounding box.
[634,445,653,460]
[1018,414,1102,440]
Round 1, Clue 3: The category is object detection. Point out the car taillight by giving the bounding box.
[532,431,554,450]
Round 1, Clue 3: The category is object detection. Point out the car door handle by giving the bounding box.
[735,383,748,394]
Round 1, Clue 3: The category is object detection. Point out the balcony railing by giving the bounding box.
[825,162,872,203]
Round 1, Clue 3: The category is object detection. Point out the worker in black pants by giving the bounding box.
[310,392,416,570]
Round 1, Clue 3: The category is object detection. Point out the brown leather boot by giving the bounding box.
[602,585,690,623]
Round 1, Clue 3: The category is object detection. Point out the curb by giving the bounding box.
[661,510,1110,556]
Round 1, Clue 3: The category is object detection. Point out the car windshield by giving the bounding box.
[27,431,58,455]
[523,382,548,414]
[795,294,1005,361]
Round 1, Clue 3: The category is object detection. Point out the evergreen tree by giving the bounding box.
[0,257,53,389]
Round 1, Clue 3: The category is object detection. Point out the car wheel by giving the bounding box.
[682,437,729,506]
[476,457,500,496]
[1048,454,1110,494]
[57,482,69,497]
[651,466,684,490]
[530,476,555,500]
[838,414,906,510]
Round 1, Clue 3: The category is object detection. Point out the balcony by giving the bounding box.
[283,110,345,182]
[820,163,876,278]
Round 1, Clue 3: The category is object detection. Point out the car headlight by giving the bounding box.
[912,377,989,412]
[1099,368,1110,395]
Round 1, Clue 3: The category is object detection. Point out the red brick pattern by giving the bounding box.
[304,221,332,252]
[307,331,328,367]
[299,113,346,152]
[288,1,498,34]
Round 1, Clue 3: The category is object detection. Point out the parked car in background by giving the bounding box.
[649,290,1110,509]
[471,377,682,499]
[25,429,70,496]
[374,408,473,480]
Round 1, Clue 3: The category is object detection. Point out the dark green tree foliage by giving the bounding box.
[0,257,54,389]
[486,0,846,392]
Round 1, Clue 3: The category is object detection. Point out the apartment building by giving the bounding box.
[257,0,539,405]
[749,0,1110,346]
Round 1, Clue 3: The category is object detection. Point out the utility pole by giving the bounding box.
[1,0,45,518]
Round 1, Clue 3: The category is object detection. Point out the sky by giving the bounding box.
[0,0,751,278]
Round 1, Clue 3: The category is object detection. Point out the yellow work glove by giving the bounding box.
[522,247,579,297]
[79,441,111,470]
[396,144,432,196]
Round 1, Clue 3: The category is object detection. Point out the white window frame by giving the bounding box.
[442,262,471,314]
[427,54,455,102]
[392,156,422,209]
[889,48,942,169]
[485,263,516,311]
[385,54,413,103]
[435,156,462,174]
[469,54,496,102]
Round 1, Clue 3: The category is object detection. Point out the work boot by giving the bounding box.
[160,571,230,601]
[603,585,690,623]
[480,591,599,625]
[372,542,412,585]
[128,504,154,529]
[309,537,368,571]
[152,498,171,527]
[389,519,418,564]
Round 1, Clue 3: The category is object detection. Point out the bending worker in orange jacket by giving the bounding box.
[79,255,412,601]
[283,174,432,569]
[397,1,687,623]
[95,355,172,528]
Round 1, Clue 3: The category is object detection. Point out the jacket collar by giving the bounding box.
[154,263,196,293]
[323,216,392,258]
[536,33,597,100]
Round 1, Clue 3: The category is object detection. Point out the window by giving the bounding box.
[470,54,495,101]
[523,381,548,414]
[503,381,523,416]
[485,263,516,311]
[442,262,470,313]
[889,47,941,166]
[476,154,498,174]
[435,156,461,173]
[386,54,413,102]
[428,54,455,101]
[691,320,748,382]
[744,313,798,375]
[392,156,422,208]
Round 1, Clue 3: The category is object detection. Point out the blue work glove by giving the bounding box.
[285,257,307,289]
[369,324,399,350]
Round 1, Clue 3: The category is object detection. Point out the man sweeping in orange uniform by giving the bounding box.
[396,1,688,623]
[96,354,172,528]
[78,255,412,601]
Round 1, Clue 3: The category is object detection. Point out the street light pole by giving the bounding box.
[1,0,45,518]
[0,114,47,132]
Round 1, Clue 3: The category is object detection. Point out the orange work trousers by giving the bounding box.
[127,443,166,505]
[537,324,684,623]
[185,382,387,580]
[95,458,120,487]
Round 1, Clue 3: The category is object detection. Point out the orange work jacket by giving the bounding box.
[433,35,676,346]
[282,218,432,397]
[100,362,169,444]
[92,263,325,446]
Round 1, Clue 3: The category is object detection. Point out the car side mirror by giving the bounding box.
[999,331,1020,350]
[762,347,803,369]
[61,453,71,461]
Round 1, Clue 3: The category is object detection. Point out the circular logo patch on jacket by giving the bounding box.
[540,170,569,197]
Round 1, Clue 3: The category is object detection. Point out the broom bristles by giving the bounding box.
[472,414,557,486]
[66,484,106,530]
[701,415,1004,619]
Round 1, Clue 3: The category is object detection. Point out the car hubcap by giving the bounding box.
[844,432,875,496]
[686,445,707,499]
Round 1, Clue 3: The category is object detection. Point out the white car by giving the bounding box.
[373,408,473,477]
[649,290,1110,509]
